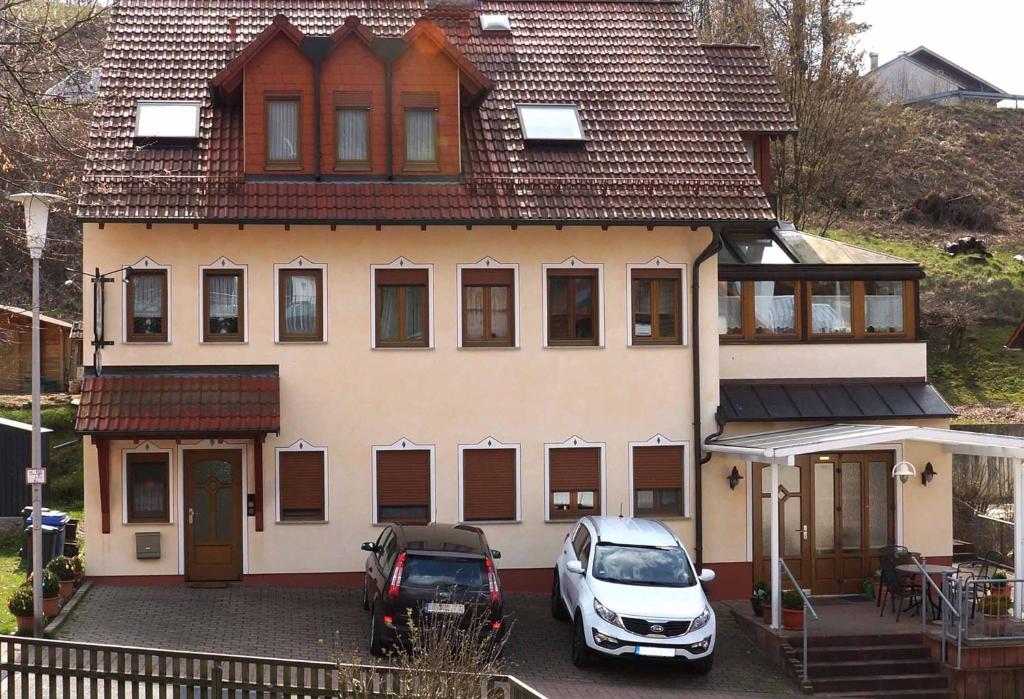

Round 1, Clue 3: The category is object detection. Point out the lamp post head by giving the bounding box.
[8,192,64,259]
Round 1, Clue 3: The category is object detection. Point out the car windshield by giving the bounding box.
[592,544,695,587]
[401,556,487,590]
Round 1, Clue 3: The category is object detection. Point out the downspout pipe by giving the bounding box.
[692,225,723,573]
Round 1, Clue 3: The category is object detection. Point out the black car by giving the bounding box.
[361,522,505,655]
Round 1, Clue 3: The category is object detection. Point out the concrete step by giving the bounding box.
[810,673,949,693]
[805,658,940,677]
[803,643,930,662]
[788,633,921,648]
[832,690,955,699]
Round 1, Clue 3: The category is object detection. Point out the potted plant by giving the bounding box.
[980,595,1011,637]
[991,569,1011,598]
[781,590,805,631]
[47,556,75,601]
[27,570,61,617]
[751,580,769,616]
[6,586,35,635]
[760,583,773,623]
[70,554,85,585]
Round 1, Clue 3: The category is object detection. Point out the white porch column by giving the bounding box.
[1015,458,1024,620]
[770,458,782,629]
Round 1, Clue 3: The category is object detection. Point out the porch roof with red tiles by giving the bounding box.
[78,0,789,224]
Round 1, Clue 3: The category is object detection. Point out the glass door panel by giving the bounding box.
[840,461,862,552]
[813,462,835,554]
[868,461,890,549]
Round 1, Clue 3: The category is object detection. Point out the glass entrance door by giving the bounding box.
[752,460,811,589]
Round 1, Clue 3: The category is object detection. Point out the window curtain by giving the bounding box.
[285,274,317,334]
[379,286,399,339]
[267,100,298,161]
[811,282,852,334]
[336,109,368,161]
[465,287,484,338]
[490,286,510,338]
[865,294,903,332]
[208,275,239,319]
[405,110,436,162]
[132,274,162,319]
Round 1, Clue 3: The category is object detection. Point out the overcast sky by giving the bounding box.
[853,0,1023,97]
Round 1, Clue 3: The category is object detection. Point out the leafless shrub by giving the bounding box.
[901,194,1000,231]
[920,279,985,353]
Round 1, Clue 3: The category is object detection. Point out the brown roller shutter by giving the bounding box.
[463,268,514,286]
[376,268,428,285]
[376,450,431,523]
[463,449,516,521]
[549,448,601,491]
[633,446,684,489]
[279,451,325,521]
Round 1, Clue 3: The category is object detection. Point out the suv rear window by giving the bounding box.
[401,556,487,590]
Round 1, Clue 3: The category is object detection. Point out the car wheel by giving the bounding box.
[571,614,594,668]
[361,578,370,611]
[690,652,714,675]
[368,607,386,657]
[551,570,569,621]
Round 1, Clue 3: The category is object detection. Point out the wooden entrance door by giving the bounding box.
[184,450,243,582]
[752,459,812,589]
[810,452,895,594]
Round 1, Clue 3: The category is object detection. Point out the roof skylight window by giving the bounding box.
[517,104,585,142]
[724,232,795,264]
[480,14,511,32]
[135,101,201,139]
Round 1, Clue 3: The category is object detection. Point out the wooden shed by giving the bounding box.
[0,305,77,393]
[0,417,52,518]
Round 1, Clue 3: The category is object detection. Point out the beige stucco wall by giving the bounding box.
[81,223,725,576]
[719,342,928,380]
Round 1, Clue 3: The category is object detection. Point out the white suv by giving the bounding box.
[551,516,717,672]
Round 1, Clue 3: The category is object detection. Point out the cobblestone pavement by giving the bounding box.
[58,585,794,698]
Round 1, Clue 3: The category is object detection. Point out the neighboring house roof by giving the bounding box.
[720,380,956,422]
[1007,319,1024,350]
[900,46,1004,95]
[700,44,797,135]
[43,67,102,103]
[75,366,281,436]
[0,305,74,329]
[78,0,783,225]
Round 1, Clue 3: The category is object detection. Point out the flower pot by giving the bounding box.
[43,596,59,618]
[782,607,804,631]
[991,585,1011,599]
[983,613,1009,637]
[750,596,764,616]
[59,580,74,602]
[15,615,34,635]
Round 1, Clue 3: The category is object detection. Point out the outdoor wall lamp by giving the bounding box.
[892,461,916,484]
[921,462,937,486]
[727,466,743,490]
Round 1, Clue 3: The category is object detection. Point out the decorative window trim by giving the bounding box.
[371,438,436,526]
[198,257,249,343]
[543,435,607,523]
[625,258,688,347]
[542,257,605,348]
[369,257,434,349]
[457,437,522,524]
[273,257,328,343]
[274,439,329,524]
[122,257,171,344]
[121,441,174,525]
[456,257,520,349]
[627,435,691,519]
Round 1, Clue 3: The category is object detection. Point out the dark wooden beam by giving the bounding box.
[254,434,265,532]
[95,437,110,534]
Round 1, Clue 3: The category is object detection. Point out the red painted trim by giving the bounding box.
[254,434,265,532]
[96,437,110,534]
[91,575,186,586]
[701,561,753,601]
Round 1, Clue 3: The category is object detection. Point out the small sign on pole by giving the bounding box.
[25,468,47,485]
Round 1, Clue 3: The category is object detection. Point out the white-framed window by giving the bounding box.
[458,437,521,523]
[456,257,520,349]
[542,257,605,348]
[275,439,328,523]
[370,257,434,349]
[135,100,201,139]
[544,436,607,522]
[198,256,249,343]
[627,434,691,519]
[516,104,585,142]
[121,441,174,525]
[122,256,172,344]
[626,257,688,347]
[371,438,436,525]
[273,257,327,343]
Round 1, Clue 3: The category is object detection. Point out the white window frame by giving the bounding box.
[457,436,522,524]
[120,441,175,525]
[544,435,607,522]
[542,257,605,348]
[369,257,434,349]
[627,434,691,519]
[456,257,520,349]
[273,257,328,343]
[274,438,329,524]
[198,256,249,343]
[625,257,688,347]
[135,100,201,139]
[516,104,585,142]
[371,438,436,525]
[122,256,172,344]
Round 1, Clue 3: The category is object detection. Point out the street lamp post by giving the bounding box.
[8,192,64,636]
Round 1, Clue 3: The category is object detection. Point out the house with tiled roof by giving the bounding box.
[74,0,1003,615]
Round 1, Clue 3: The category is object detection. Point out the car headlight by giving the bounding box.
[690,604,712,632]
[593,598,624,628]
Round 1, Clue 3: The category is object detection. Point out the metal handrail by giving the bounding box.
[779,559,818,684]
[908,555,961,670]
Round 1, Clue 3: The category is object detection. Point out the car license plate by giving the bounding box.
[424,602,465,614]
[635,646,675,658]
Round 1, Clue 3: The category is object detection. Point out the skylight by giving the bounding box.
[135,101,201,139]
[517,105,585,142]
[480,14,511,32]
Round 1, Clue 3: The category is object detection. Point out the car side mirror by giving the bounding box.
[698,568,716,583]
[566,560,585,575]
[491,549,502,560]
[361,542,378,553]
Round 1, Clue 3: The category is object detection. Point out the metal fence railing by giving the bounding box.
[779,559,818,684]
[957,576,1024,645]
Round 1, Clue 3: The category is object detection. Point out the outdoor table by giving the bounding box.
[896,563,958,619]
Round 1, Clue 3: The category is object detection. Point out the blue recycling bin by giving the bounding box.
[21,508,69,565]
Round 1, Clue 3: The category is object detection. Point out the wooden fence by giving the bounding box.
[0,635,547,699]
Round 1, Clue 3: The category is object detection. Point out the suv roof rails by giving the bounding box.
[589,516,603,544]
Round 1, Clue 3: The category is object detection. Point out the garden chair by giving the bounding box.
[880,556,920,621]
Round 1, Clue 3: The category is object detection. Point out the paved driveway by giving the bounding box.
[58,585,793,698]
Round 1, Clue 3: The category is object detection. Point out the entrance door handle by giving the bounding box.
[188,507,194,525]
[796,525,808,540]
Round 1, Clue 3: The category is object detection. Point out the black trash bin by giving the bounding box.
[20,524,61,571]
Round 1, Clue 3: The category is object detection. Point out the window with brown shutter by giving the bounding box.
[375,268,430,348]
[376,449,431,524]
[278,450,326,522]
[548,447,601,519]
[462,448,517,522]
[633,445,684,517]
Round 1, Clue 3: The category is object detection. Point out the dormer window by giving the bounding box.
[334,92,371,170]
[403,93,439,171]
[135,101,200,140]
[480,14,511,32]
[517,104,585,142]
[266,95,300,168]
